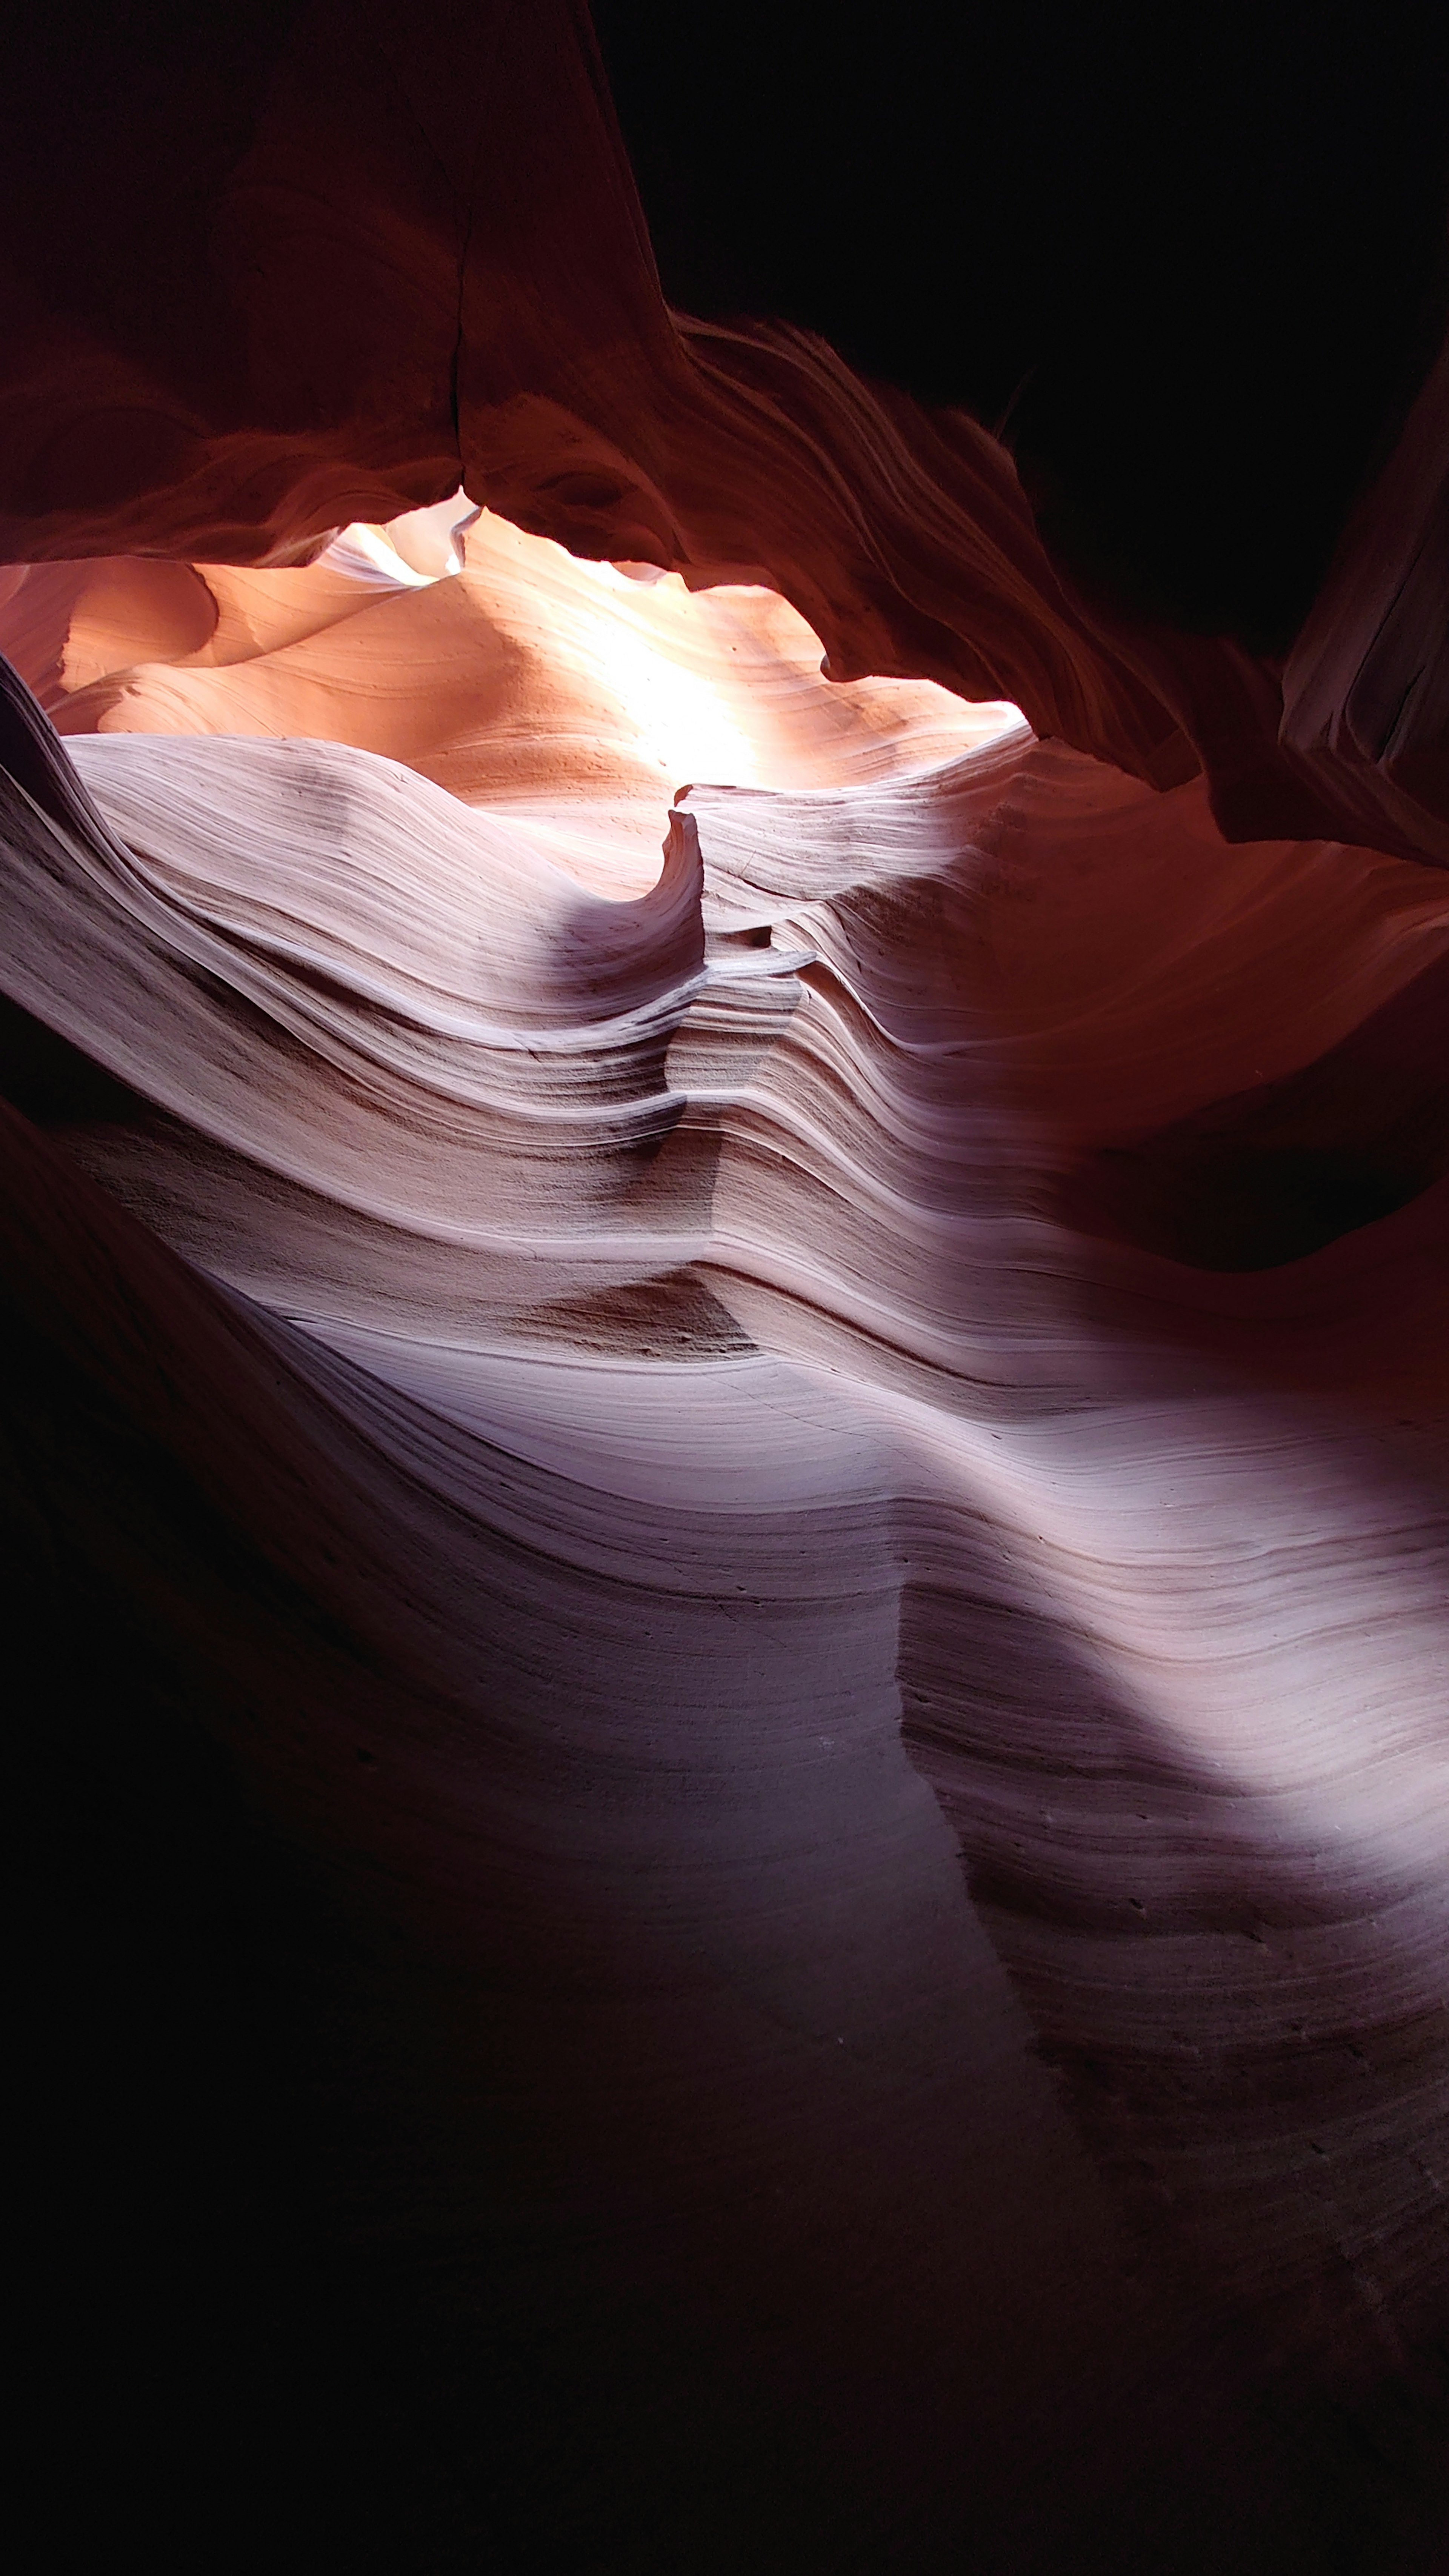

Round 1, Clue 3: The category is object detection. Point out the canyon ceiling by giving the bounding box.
[6,6,1449,2571]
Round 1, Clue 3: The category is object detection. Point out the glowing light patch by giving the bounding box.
[321,492,480,591]
[323,520,438,589]
[573,577,761,789]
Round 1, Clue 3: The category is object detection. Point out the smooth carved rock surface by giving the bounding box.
[5,9,1449,2559]
[5,1,1447,868]
[1280,323,1449,866]
[2,504,1448,2562]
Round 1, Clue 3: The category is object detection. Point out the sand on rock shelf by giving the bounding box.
[4,487,1449,2573]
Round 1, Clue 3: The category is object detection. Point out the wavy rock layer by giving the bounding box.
[5,0,1447,872]
[3,513,1448,2565]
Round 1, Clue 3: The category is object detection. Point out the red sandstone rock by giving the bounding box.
[8,2,1446,867]
[4,13,1449,2569]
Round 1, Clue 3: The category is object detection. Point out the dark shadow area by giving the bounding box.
[1057,946,1449,1270]
[5,1284,486,2572]
[0,1098,1028,2575]
[0,986,155,1126]
[15,1051,1440,2575]
[1,1130,802,2576]
[594,0,1449,652]
[896,1523,1449,2574]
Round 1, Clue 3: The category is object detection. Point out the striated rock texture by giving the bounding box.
[4,3,1448,863]
[6,506,1449,2567]
[4,9,1449,2571]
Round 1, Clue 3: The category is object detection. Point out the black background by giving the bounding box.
[593,0,1449,649]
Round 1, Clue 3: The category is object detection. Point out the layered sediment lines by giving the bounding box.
[3,509,1448,2562]
[4,2,1445,871]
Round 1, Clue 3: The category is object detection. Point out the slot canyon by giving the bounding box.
[6,6,1449,2568]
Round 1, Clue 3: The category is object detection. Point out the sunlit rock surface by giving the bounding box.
[3,492,1448,2566]
[5,1,1446,868]
[4,7,1449,2566]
